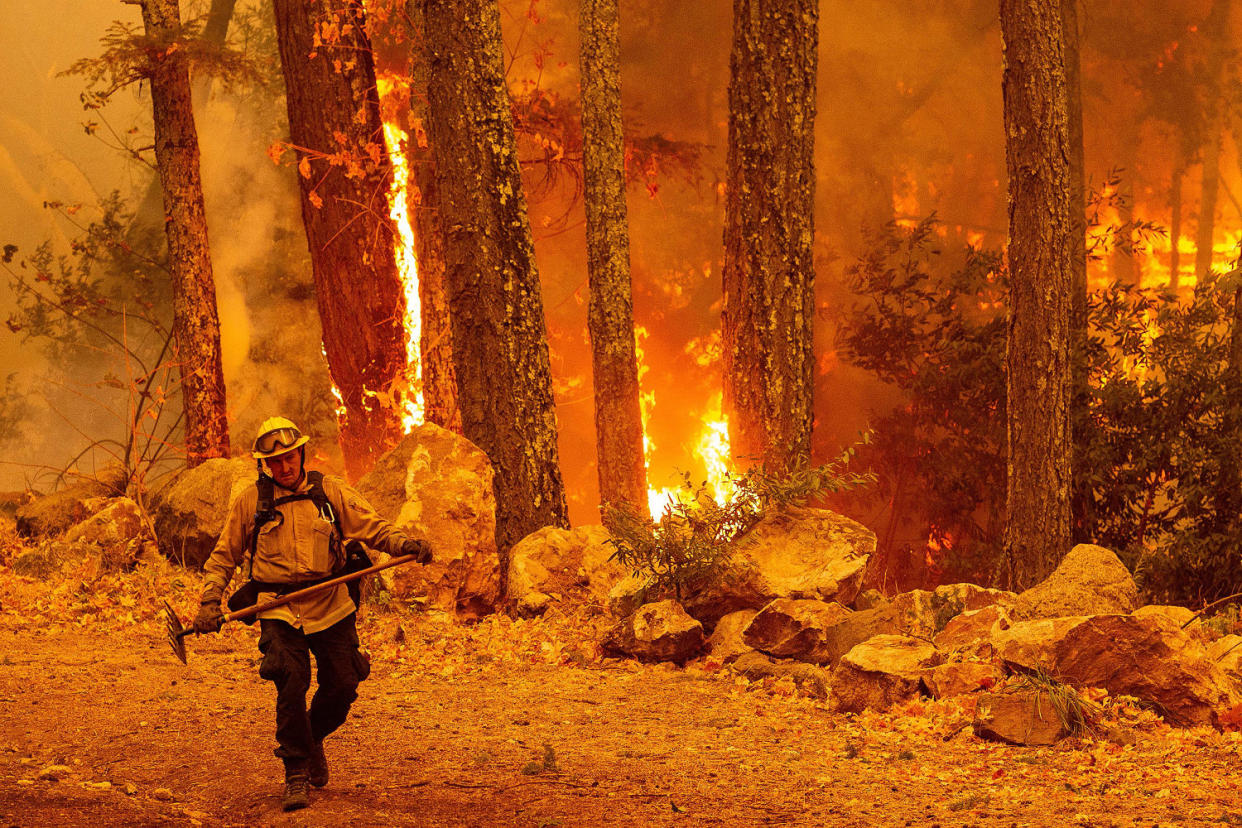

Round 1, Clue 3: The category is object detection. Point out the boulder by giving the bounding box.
[16,467,126,538]
[602,600,706,664]
[920,661,1002,699]
[508,525,626,610]
[831,634,942,713]
[931,583,1017,617]
[10,541,72,580]
[1013,544,1138,620]
[708,609,759,664]
[973,690,1070,746]
[1210,636,1242,680]
[742,599,852,663]
[64,497,153,571]
[852,589,887,610]
[150,457,255,568]
[357,424,499,617]
[934,605,1013,657]
[682,506,873,628]
[996,613,1240,728]
[607,575,648,619]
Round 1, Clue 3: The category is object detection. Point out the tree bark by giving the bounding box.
[1000,0,1073,588]
[419,0,570,557]
[129,0,239,242]
[137,0,231,467]
[406,0,461,435]
[721,0,818,476]
[272,0,408,479]
[1063,0,1091,543]
[580,0,648,519]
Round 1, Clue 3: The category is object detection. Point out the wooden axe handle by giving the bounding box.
[223,553,420,623]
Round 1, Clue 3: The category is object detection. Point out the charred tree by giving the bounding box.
[406,0,461,435]
[721,0,818,476]
[272,0,407,478]
[133,0,230,466]
[1000,0,1073,588]
[580,0,648,518]
[419,0,570,555]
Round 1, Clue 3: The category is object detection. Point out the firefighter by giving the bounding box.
[193,417,432,811]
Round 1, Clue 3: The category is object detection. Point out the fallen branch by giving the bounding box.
[1182,592,1242,628]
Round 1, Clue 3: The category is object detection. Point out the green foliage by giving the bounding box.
[1010,668,1101,738]
[839,211,1242,603]
[606,445,874,600]
[838,217,1007,580]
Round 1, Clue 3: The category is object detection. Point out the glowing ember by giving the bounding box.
[376,77,424,432]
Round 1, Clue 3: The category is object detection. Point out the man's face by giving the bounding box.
[266,449,304,489]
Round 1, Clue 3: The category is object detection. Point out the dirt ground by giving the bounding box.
[2,552,1242,826]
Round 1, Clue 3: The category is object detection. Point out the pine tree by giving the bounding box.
[133,0,230,466]
[419,0,570,556]
[272,0,408,478]
[1000,0,1073,587]
[580,0,648,518]
[722,0,818,476]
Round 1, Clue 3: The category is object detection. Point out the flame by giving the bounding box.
[376,76,424,432]
[635,326,679,517]
[696,392,733,504]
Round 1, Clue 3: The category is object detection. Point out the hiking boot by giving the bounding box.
[282,773,310,812]
[308,741,329,788]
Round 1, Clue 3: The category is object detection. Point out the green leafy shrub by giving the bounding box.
[605,443,874,600]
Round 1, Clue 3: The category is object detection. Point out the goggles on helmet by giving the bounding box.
[254,427,303,456]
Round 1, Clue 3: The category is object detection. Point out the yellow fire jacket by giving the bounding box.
[200,473,411,633]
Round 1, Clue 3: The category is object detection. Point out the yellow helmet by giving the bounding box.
[252,416,310,460]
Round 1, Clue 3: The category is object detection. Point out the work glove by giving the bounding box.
[193,600,224,634]
[401,538,433,565]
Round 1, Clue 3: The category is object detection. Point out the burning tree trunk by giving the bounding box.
[272,0,407,478]
[133,0,230,466]
[419,0,570,554]
[580,0,648,518]
[406,0,461,435]
[721,0,818,476]
[1000,0,1073,588]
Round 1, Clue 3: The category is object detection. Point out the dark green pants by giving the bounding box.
[257,614,370,770]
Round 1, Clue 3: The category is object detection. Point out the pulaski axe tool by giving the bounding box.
[164,554,420,664]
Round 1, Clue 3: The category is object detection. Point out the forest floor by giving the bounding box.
[2,524,1242,827]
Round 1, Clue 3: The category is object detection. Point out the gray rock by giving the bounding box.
[358,424,499,617]
[682,505,873,628]
[602,600,706,664]
[509,525,626,609]
[708,609,758,665]
[1013,544,1138,620]
[974,690,1070,746]
[150,457,255,568]
[831,634,942,713]
[742,598,852,663]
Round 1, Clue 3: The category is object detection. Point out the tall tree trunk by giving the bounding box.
[419,0,570,559]
[1000,0,1073,588]
[1196,131,1222,278]
[135,0,231,466]
[580,0,648,518]
[1170,161,1184,289]
[1063,0,1091,543]
[272,0,408,478]
[1195,0,1231,280]
[721,0,818,476]
[128,0,239,243]
[406,0,461,435]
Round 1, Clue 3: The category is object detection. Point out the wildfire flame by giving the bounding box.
[636,325,734,519]
[376,78,425,432]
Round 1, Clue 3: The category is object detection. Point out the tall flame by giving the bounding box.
[376,78,424,432]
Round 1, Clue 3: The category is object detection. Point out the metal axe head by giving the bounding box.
[164,601,188,664]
